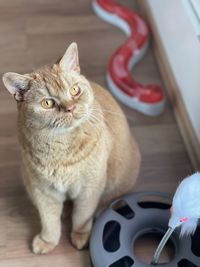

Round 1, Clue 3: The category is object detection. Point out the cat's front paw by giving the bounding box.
[70,231,90,250]
[32,234,57,254]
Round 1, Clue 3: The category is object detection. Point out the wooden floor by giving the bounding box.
[0,0,193,266]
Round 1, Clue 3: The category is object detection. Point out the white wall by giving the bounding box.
[146,0,200,144]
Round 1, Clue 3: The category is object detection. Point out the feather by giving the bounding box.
[180,218,198,237]
[170,172,200,236]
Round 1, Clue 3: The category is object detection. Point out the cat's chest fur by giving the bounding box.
[20,125,110,198]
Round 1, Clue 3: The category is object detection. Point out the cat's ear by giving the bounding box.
[59,42,80,74]
[2,72,32,101]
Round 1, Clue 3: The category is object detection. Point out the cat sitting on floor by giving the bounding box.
[2,42,141,254]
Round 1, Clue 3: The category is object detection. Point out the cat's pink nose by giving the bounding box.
[67,105,76,113]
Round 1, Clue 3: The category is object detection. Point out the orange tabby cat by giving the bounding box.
[2,43,141,254]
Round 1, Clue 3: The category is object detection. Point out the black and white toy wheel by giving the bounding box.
[90,192,200,267]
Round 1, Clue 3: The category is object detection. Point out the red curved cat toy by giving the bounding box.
[92,0,165,116]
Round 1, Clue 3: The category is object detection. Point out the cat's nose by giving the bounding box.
[66,105,76,113]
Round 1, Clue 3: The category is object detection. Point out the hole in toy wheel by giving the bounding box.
[137,195,171,208]
[191,226,200,257]
[138,201,170,210]
[103,221,121,252]
[112,199,135,219]
[109,256,134,267]
[134,232,175,265]
[178,259,198,267]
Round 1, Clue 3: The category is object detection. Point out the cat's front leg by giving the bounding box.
[31,188,63,254]
[71,189,102,250]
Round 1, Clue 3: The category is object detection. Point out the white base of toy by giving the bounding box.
[107,73,165,116]
[92,1,131,36]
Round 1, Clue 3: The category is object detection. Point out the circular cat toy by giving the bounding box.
[92,0,165,116]
[90,192,200,267]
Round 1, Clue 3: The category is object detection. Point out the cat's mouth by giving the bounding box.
[52,114,74,128]
[51,112,86,130]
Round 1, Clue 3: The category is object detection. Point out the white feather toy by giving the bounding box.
[152,172,200,265]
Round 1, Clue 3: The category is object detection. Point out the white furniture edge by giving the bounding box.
[138,0,200,169]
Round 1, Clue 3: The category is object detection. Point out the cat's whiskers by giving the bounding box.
[88,113,102,124]
[92,106,124,119]
[86,106,103,126]
[88,106,121,135]
[93,95,134,121]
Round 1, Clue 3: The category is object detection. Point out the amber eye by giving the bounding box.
[69,85,80,96]
[41,99,55,109]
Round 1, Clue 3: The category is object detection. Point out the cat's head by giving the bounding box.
[2,43,95,132]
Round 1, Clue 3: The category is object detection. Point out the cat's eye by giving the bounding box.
[70,85,81,96]
[41,98,55,109]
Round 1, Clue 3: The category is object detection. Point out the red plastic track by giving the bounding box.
[95,0,165,105]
